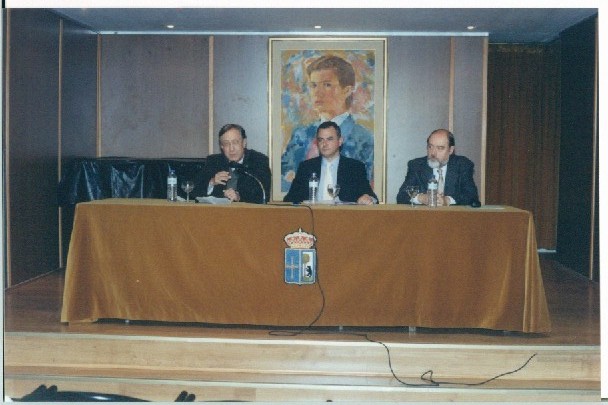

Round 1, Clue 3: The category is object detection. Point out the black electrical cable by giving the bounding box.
[268,203,537,388]
[419,353,538,387]
[269,204,325,337]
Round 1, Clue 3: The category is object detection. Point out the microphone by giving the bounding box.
[228,161,267,204]
[226,161,240,190]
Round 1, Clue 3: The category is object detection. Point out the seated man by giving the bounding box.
[283,121,377,205]
[194,123,271,204]
[396,128,479,206]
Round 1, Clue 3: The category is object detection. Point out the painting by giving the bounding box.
[269,38,386,202]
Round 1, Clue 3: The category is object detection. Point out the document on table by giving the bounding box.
[195,196,231,204]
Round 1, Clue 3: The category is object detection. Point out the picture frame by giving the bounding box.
[269,38,387,202]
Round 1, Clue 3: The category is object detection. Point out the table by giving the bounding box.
[61,199,551,333]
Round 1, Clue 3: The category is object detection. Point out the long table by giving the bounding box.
[61,199,551,333]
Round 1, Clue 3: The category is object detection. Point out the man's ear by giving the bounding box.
[449,146,455,155]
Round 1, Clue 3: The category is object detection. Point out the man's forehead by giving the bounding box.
[317,129,338,138]
[428,133,449,146]
[310,69,338,80]
[220,129,242,140]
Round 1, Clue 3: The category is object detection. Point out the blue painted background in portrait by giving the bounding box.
[279,49,376,192]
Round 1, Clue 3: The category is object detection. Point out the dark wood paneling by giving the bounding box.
[453,37,485,195]
[61,21,97,159]
[100,35,209,158]
[385,37,452,202]
[213,36,269,154]
[60,20,98,264]
[557,16,598,278]
[6,9,60,285]
[486,44,561,249]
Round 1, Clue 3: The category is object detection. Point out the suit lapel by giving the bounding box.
[313,156,323,176]
[444,158,458,194]
[419,163,434,187]
[336,156,352,188]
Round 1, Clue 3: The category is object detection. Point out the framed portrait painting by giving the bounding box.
[269,38,387,202]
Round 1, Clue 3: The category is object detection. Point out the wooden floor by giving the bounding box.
[3,254,601,402]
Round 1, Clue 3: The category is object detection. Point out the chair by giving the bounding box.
[14,384,196,402]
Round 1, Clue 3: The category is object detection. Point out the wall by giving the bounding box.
[3,10,98,286]
[98,35,486,203]
[213,36,270,155]
[100,35,209,158]
[61,22,97,160]
[557,16,598,279]
[5,9,60,285]
[386,37,486,203]
[59,19,98,263]
[3,10,487,286]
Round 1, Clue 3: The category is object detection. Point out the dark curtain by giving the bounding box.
[486,43,561,249]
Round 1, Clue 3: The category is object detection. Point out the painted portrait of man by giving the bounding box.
[270,39,386,201]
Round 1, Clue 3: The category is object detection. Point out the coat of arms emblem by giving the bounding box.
[284,228,316,285]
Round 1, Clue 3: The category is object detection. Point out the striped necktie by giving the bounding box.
[438,167,445,194]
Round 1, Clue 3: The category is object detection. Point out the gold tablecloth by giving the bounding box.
[61,199,551,332]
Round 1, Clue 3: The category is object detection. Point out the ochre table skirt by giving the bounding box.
[61,199,551,333]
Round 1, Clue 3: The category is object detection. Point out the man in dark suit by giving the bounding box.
[396,129,479,206]
[284,121,377,204]
[194,123,271,204]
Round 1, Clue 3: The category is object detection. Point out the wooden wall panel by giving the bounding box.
[100,35,209,158]
[557,17,598,279]
[213,36,485,203]
[59,20,98,265]
[61,21,97,160]
[213,36,269,155]
[453,37,486,199]
[6,9,60,285]
[385,37,451,203]
[486,44,561,249]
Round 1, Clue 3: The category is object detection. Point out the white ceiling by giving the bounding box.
[51,8,598,43]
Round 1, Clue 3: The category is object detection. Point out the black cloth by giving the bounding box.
[283,155,377,203]
[396,154,479,205]
[58,157,206,206]
[193,149,271,204]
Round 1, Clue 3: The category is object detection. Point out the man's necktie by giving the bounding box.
[438,167,445,194]
[226,167,239,190]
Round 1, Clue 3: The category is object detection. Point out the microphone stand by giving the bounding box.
[228,161,267,204]
[237,168,267,204]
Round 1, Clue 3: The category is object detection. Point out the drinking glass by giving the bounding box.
[327,184,341,204]
[406,186,419,207]
[181,181,195,202]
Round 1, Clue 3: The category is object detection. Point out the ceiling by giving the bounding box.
[51,8,598,44]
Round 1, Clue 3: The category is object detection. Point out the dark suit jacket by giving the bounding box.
[396,155,479,205]
[283,155,377,203]
[193,149,271,204]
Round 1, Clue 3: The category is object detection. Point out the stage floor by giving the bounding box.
[4,254,599,346]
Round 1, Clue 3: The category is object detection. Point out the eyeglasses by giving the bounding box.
[220,140,243,148]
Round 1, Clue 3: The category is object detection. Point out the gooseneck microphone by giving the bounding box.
[228,161,267,204]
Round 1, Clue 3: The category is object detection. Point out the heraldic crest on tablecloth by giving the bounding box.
[284,228,316,285]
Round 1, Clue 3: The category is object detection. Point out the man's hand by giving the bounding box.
[223,188,240,202]
[212,171,231,186]
[416,192,450,206]
[416,192,428,205]
[437,193,451,206]
[357,194,375,205]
